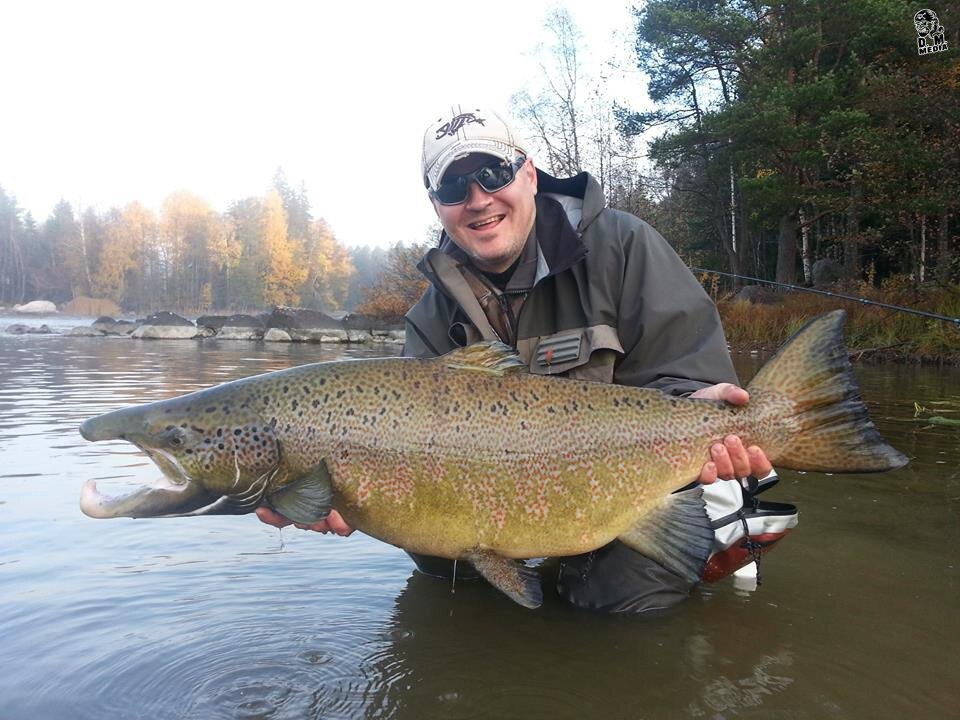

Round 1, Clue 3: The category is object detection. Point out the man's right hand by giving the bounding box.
[255,507,355,536]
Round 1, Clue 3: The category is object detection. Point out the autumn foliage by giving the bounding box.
[354,243,431,323]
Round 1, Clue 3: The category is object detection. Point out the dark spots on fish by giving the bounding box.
[520,420,529,430]
[217,443,224,450]
[547,407,556,414]
[703,416,710,423]
[302,385,309,395]
[670,399,679,407]
[256,451,262,458]
[613,398,621,407]
[292,400,299,410]
[379,407,386,415]
[531,391,541,402]
[180,423,187,428]
[216,428,223,437]
[234,429,242,436]
[312,399,320,408]
[165,425,174,431]
[307,426,316,435]
[319,378,326,386]
[297,410,303,418]
[164,408,171,414]
[191,426,204,433]
[323,393,329,403]
[509,391,519,402]
[253,434,260,442]
[336,390,346,399]
[282,385,289,394]
[285,424,291,432]
[205,407,215,413]
[204,438,212,445]
[269,418,277,428]
[185,449,193,455]
[355,384,364,393]
[346,408,355,417]
[391,390,401,400]
[341,427,348,436]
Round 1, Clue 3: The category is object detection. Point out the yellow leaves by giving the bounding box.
[304,218,355,310]
[92,202,157,302]
[262,190,308,307]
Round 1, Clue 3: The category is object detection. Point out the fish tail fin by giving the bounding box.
[746,310,908,473]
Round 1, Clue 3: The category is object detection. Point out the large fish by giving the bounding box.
[79,311,907,608]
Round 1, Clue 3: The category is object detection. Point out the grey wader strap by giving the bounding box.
[428,251,503,342]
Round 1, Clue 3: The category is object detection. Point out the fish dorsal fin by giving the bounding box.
[443,341,527,375]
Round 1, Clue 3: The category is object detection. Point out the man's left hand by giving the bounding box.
[690,383,773,484]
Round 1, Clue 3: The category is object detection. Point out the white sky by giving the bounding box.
[1,1,648,248]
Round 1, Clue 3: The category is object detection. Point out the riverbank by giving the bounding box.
[717,284,960,365]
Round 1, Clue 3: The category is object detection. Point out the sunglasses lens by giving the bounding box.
[433,157,524,205]
[433,177,470,204]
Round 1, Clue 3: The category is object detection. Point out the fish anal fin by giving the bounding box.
[443,341,527,376]
[267,460,334,524]
[617,487,714,585]
[465,550,543,609]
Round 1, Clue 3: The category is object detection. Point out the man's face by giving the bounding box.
[431,153,537,273]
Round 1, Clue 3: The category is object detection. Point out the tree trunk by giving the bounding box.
[776,210,798,285]
[799,206,813,283]
[937,208,953,283]
[844,174,862,280]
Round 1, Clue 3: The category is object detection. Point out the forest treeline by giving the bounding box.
[1,1,958,316]
[0,171,406,313]
[514,1,958,290]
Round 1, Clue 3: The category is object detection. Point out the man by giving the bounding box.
[258,105,773,613]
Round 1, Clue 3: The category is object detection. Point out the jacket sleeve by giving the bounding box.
[609,214,738,396]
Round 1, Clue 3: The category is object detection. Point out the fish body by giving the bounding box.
[79,311,908,607]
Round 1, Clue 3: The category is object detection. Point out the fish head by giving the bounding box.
[79,387,283,518]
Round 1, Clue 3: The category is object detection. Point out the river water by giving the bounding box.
[1,316,958,719]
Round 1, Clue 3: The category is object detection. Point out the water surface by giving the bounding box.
[1,321,957,719]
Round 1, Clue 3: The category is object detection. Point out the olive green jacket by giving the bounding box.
[404,169,738,396]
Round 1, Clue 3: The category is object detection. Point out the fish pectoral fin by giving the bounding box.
[443,341,527,376]
[617,487,715,585]
[464,550,543,609]
[266,461,334,525]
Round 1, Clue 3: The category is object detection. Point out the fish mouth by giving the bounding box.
[79,430,220,518]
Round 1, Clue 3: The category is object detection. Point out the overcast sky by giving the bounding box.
[1,1,648,248]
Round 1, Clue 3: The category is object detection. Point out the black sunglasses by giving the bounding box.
[430,156,527,205]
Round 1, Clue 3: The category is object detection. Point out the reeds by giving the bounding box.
[716,279,960,364]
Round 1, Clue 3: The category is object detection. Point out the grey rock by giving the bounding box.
[69,327,107,337]
[263,328,293,342]
[812,258,843,288]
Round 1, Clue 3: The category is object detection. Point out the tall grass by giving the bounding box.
[714,280,960,364]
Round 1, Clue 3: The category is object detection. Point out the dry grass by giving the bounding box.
[715,280,960,364]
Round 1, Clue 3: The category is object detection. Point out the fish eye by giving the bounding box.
[161,427,188,448]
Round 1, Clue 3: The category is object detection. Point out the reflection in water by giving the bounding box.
[0,332,958,719]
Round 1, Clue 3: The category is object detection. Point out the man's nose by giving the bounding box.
[463,180,492,209]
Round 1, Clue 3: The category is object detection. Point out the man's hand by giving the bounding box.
[690,383,773,484]
[255,507,355,536]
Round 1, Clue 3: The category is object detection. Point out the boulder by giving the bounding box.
[69,327,107,337]
[131,311,197,340]
[13,300,57,314]
[214,314,266,340]
[268,306,341,330]
[370,330,406,345]
[195,315,228,332]
[5,324,32,334]
[62,296,121,317]
[812,258,843,288]
[92,316,139,335]
[342,313,405,333]
[266,306,346,342]
[263,328,293,342]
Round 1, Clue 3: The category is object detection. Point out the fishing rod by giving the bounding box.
[689,267,960,327]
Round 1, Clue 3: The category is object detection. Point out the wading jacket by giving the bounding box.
[404,169,738,395]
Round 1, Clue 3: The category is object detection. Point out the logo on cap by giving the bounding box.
[435,112,486,140]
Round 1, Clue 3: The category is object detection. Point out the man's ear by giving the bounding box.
[527,158,538,194]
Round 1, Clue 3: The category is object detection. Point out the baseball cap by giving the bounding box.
[422,106,527,191]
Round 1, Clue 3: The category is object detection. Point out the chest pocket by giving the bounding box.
[519,325,624,384]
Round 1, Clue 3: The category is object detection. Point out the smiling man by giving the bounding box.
[259,106,776,613]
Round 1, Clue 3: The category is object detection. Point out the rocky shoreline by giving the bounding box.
[4,307,406,345]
